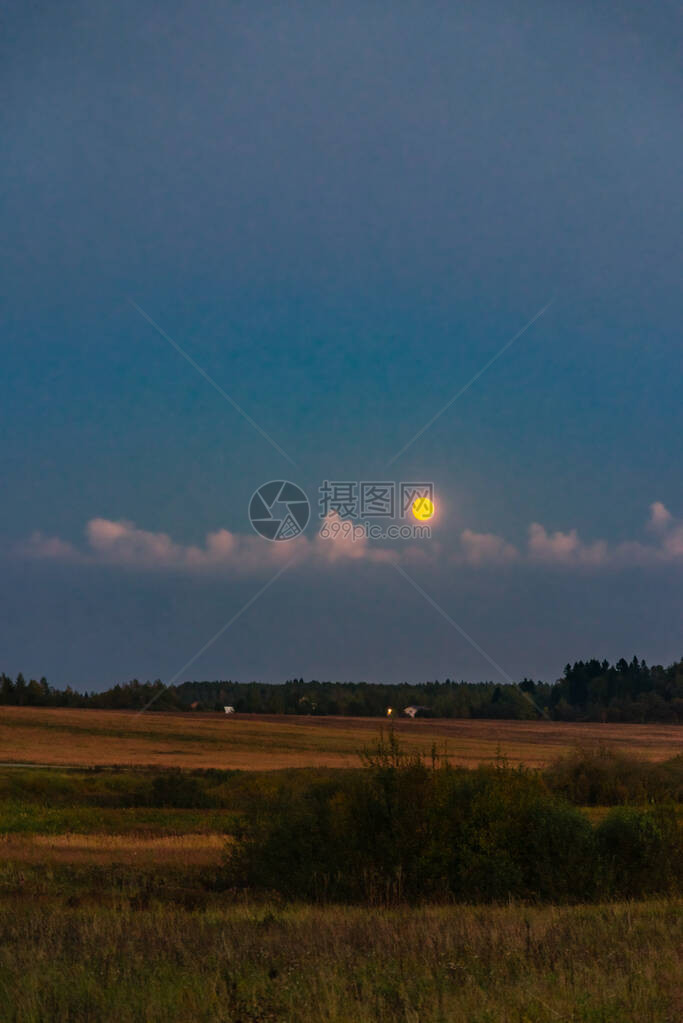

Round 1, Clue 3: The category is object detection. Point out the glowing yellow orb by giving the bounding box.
[412,496,435,521]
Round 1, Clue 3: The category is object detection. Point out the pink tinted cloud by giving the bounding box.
[20,533,82,562]
[649,501,673,530]
[527,523,608,565]
[459,529,519,565]
[19,511,394,575]
[16,502,683,575]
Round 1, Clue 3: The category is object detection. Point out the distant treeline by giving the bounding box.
[1,655,682,722]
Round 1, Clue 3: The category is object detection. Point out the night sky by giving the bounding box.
[2,1,681,688]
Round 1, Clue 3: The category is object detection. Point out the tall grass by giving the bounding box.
[0,898,679,1022]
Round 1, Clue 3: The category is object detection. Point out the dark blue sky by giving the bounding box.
[2,1,681,687]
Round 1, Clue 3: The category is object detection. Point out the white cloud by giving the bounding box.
[16,503,683,576]
[18,511,394,576]
[459,529,519,565]
[23,518,303,576]
[649,501,683,557]
[649,501,673,530]
[528,523,608,565]
[20,533,82,561]
[311,512,395,564]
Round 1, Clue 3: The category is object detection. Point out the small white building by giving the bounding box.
[223,705,235,715]
[404,705,430,718]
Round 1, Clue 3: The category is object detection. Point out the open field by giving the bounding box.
[0,896,679,1023]
[1,706,680,770]
[0,733,680,1021]
[0,832,226,867]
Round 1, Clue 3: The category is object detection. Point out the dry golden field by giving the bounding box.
[0,831,225,867]
[0,705,680,770]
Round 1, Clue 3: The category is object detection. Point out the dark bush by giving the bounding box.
[544,747,683,806]
[595,806,682,896]
[149,770,210,808]
[511,801,596,901]
[222,736,683,903]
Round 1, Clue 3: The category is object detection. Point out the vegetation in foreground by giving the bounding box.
[0,897,680,1023]
[0,746,680,836]
[224,738,682,903]
[0,745,681,1020]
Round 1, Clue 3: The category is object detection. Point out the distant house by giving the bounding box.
[403,705,431,718]
[223,705,235,715]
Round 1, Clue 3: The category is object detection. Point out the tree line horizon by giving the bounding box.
[1,655,682,722]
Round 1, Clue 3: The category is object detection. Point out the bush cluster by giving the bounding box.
[223,735,682,903]
[543,746,683,804]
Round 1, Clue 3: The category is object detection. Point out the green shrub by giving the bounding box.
[149,770,209,809]
[544,747,683,805]
[224,739,599,902]
[511,801,596,901]
[222,736,683,903]
[595,806,682,896]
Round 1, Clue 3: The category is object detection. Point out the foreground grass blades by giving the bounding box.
[0,899,680,1023]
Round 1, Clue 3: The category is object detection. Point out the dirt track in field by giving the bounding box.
[0,706,680,770]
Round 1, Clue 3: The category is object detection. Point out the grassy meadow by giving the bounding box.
[0,896,680,1022]
[0,711,681,1020]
